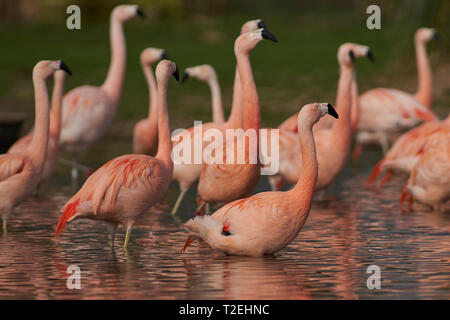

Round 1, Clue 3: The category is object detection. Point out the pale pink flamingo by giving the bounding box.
[55,60,178,248]
[133,47,169,155]
[400,128,450,212]
[170,19,267,215]
[195,28,277,214]
[0,60,71,234]
[8,70,67,186]
[182,103,338,256]
[266,43,371,192]
[366,114,450,188]
[181,64,225,123]
[59,5,145,183]
[354,28,439,158]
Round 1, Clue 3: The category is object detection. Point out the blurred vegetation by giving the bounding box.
[1,0,449,145]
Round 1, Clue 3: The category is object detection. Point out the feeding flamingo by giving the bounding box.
[195,27,277,214]
[0,60,72,234]
[170,19,268,215]
[55,60,178,248]
[181,64,225,124]
[366,114,450,188]
[182,103,338,256]
[353,28,439,158]
[59,4,145,184]
[8,70,67,187]
[133,47,169,155]
[400,128,450,212]
[266,43,371,192]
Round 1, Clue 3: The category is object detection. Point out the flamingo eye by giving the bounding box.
[222,225,231,236]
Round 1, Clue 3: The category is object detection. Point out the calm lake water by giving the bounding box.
[0,149,449,300]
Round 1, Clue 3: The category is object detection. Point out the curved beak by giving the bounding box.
[261,28,278,43]
[59,61,72,76]
[257,20,266,29]
[161,51,169,60]
[367,49,375,63]
[181,71,189,83]
[433,31,441,42]
[349,50,355,62]
[327,103,339,119]
[136,8,146,19]
[173,65,180,82]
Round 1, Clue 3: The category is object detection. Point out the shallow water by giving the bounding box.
[0,149,449,300]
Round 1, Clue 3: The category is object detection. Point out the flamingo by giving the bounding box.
[59,4,145,184]
[182,103,338,256]
[170,19,268,215]
[133,47,169,155]
[8,70,66,186]
[400,128,450,212]
[0,60,72,234]
[366,114,450,188]
[354,28,439,158]
[55,60,178,248]
[267,43,371,191]
[181,64,225,124]
[195,27,277,214]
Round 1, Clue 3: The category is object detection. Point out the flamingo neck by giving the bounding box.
[414,39,432,108]
[102,17,126,107]
[155,78,172,167]
[208,76,225,123]
[143,62,158,126]
[227,65,244,129]
[350,71,359,132]
[331,65,353,142]
[290,116,318,220]
[28,75,50,169]
[49,71,65,140]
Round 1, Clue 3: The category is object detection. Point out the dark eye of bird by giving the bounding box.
[222,230,231,236]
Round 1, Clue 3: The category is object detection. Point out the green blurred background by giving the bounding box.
[1,0,449,157]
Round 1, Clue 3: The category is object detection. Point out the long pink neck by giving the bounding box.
[28,73,50,169]
[208,75,225,123]
[102,17,126,106]
[331,65,353,143]
[289,115,318,219]
[143,62,158,127]
[350,71,359,132]
[227,65,244,128]
[49,71,65,140]
[236,52,261,132]
[155,76,172,167]
[414,39,432,108]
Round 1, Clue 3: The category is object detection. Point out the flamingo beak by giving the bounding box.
[173,64,180,82]
[59,61,72,76]
[261,28,278,43]
[161,51,169,60]
[327,103,339,119]
[367,49,375,63]
[257,20,266,29]
[349,50,355,62]
[181,71,189,83]
[433,31,441,42]
[136,8,146,19]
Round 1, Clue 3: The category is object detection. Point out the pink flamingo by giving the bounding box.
[182,103,338,256]
[55,60,178,248]
[267,43,371,191]
[366,114,450,188]
[59,5,145,183]
[170,19,267,215]
[133,47,169,155]
[0,60,71,234]
[354,28,439,158]
[8,70,67,187]
[195,28,277,213]
[400,128,450,212]
[181,64,225,124]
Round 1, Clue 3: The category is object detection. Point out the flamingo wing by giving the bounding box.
[0,154,25,183]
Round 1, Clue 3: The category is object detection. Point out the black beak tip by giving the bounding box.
[349,50,355,62]
[173,66,180,82]
[59,61,72,76]
[136,8,146,19]
[257,20,266,29]
[327,103,339,119]
[433,31,441,42]
[161,51,169,60]
[367,49,375,63]
[181,72,189,83]
[261,28,278,43]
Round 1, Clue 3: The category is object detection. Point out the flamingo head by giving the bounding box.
[33,60,72,80]
[140,48,169,66]
[338,43,374,67]
[241,19,266,34]
[234,28,278,55]
[112,5,145,22]
[156,59,179,83]
[298,102,338,127]
[181,64,217,84]
[415,28,440,44]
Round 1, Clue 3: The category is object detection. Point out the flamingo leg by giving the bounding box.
[71,157,79,188]
[171,189,187,215]
[206,203,211,215]
[2,216,7,236]
[352,144,363,163]
[379,132,389,155]
[181,236,194,253]
[269,175,284,191]
[123,225,132,248]
[400,182,413,212]
[378,170,394,188]
[195,201,206,216]
[106,222,117,248]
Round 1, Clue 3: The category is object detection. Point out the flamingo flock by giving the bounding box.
[0,5,448,257]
